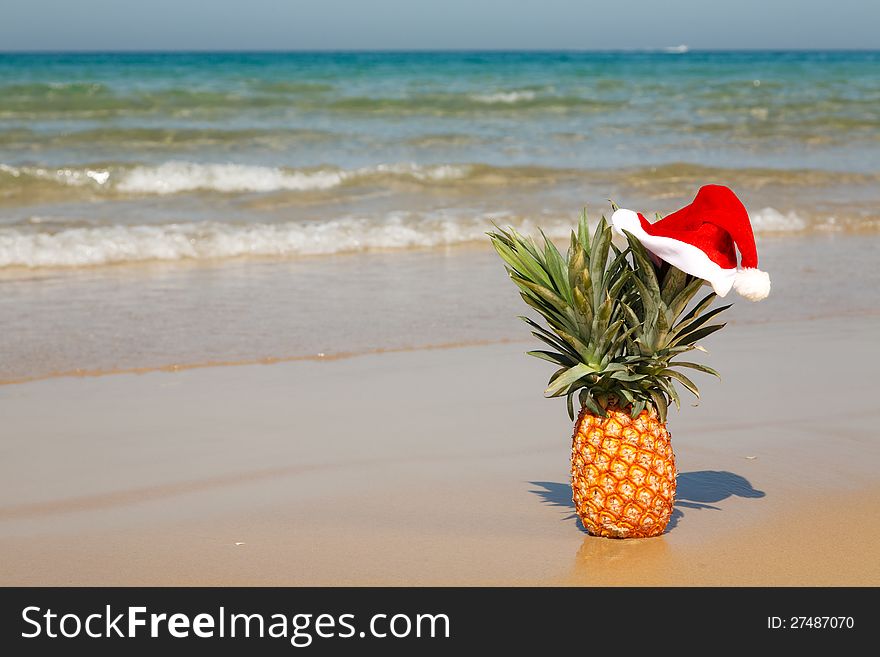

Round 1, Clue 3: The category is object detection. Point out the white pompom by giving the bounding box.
[733,268,771,301]
[610,209,641,236]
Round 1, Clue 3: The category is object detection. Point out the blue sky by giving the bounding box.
[1,0,877,51]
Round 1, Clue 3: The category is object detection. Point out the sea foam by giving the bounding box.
[0,207,823,269]
[0,213,568,268]
[0,161,474,196]
[116,162,347,194]
[750,207,809,232]
[470,91,537,104]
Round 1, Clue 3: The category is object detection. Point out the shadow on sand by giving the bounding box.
[529,470,766,534]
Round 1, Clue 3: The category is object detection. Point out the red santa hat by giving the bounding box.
[610,184,771,301]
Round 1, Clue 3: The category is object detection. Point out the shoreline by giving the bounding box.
[3,305,880,388]
[0,337,521,387]
[3,232,880,386]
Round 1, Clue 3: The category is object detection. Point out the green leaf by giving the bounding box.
[581,390,603,417]
[577,209,590,254]
[509,275,567,312]
[607,323,641,357]
[590,296,614,343]
[672,323,727,348]
[620,301,641,329]
[572,286,594,329]
[589,220,612,307]
[488,229,552,288]
[539,230,571,304]
[517,232,544,262]
[661,265,688,306]
[526,350,575,366]
[663,344,698,355]
[530,332,576,361]
[610,370,645,382]
[667,277,705,322]
[648,390,668,423]
[662,368,701,398]
[545,362,597,397]
[556,328,596,364]
[671,304,731,340]
[675,290,717,328]
[622,230,661,300]
[568,233,586,291]
[630,274,658,324]
[657,377,681,411]
[489,237,530,277]
[521,317,581,361]
[670,361,721,379]
[595,318,624,358]
[518,291,573,333]
[604,247,631,287]
[631,398,646,418]
[656,303,671,339]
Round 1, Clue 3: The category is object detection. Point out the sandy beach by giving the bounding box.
[2,311,878,586]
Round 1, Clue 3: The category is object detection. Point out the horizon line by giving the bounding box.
[1,47,878,55]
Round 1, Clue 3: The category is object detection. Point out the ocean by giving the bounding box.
[1,51,878,382]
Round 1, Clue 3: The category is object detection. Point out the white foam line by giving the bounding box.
[0,161,474,195]
[0,213,572,268]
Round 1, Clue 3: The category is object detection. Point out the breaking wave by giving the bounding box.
[0,213,574,268]
[0,208,855,269]
[470,91,537,104]
[2,160,878,200]
[0,161,474,196]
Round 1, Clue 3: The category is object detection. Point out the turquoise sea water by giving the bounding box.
[0,51,878,268]
[1,51,879,382]
[2,51,878,167]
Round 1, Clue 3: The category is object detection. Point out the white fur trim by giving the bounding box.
[611,209,736,297]
[733,268,771,301]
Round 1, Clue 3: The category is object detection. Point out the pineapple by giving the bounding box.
[489,211,729,539]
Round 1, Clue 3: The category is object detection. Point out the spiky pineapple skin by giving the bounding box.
[571,406,676,538]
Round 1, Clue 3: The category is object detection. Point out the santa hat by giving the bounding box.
[610,185,771,301]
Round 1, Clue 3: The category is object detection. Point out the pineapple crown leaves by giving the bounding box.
[488,209,731,423]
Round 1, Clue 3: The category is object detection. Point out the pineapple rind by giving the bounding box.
[572,405,675,539]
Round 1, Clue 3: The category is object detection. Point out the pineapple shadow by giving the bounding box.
[529,471,766,534]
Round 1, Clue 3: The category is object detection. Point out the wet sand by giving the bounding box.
[1,314,878,586]
[4,233,880,386]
